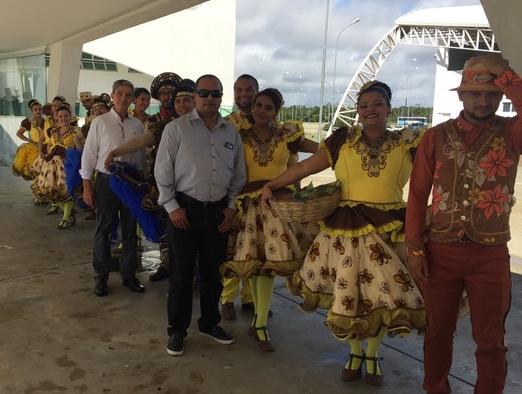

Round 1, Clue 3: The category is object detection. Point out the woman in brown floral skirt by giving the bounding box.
[261,81,426,386]
[221,88,318,352]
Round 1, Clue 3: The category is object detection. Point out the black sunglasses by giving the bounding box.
[196,89,223,98]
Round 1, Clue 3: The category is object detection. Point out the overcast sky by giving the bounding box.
[234,0,481,107]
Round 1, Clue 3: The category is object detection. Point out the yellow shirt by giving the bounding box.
[48,127,78,150]
[43,116,55,145]
[240,121,304,182]
[325,127,424,205]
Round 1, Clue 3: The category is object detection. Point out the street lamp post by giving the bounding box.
[317,0,331,142]
[332,17,361,115]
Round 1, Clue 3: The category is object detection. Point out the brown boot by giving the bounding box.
[221,302,236,321]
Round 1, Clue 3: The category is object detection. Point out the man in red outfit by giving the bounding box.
[406,54,522,394]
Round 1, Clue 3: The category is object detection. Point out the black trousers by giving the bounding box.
[167,193,228,336]
[93,174,138,281]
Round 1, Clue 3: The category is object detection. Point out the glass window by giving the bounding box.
[93,62,106,71]
[0,54,46,116]
[502,102,512,113]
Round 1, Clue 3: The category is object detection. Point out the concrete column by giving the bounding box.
[47,41,82,107]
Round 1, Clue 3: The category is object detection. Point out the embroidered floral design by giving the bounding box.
[393,269,414,292]
[337,277,348,290]
[466,162,486,186]
[379,281,390,294]
[241,127,285,166]
[341,256,353,268]
[333,237,345,255]
[479,149,514,180]
[490,137,506,152]
[369,243,391,265]
[359,298,373,314]
[269,228,278,238]
[307,270,315,281]
[476,184,510,218]
[350,238,359,248]
[330,268,337,282]
[443,140,466,167]
[341,295,355,311]
[318,266,328,280]
[359,269,375,284]
[268,244,277,255]
[308,242,320,261]
[394,298,407,307]
[432,185,449,214]
[353,131,402,177]
[255,215,264,231]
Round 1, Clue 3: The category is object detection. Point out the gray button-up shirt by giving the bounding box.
[154,109,246,214]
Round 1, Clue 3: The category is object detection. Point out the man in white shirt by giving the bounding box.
[81,79,146,296]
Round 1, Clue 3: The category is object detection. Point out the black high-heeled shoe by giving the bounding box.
[248,314,257,338]
[364,355,384,386]
[341,351,365,381]
[254,326,274,352]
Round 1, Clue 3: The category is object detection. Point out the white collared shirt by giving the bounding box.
[80,108,145,179]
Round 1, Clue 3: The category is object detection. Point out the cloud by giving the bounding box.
[235,0,481,106]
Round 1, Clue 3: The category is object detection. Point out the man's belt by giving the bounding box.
[176,192,227,209]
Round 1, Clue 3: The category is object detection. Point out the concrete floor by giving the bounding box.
[1,166,521,394]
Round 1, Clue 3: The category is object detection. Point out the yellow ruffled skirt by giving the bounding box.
[12,143,39,180]
[222,195,318,278]
[289,204,426,341]
[31,156,70,203]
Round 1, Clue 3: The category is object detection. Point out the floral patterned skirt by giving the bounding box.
[288,204,426,341]
[222,195,318,278]
[31,155,70,203]
[12,143,39,180]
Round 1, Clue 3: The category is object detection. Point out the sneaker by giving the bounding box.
[166,334,184,356]
[221,302,236,321]
[199,326,235,345]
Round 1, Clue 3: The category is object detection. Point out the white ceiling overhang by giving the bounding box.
[0,0,207,58]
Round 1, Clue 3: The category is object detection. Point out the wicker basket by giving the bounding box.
[270,182,340,223]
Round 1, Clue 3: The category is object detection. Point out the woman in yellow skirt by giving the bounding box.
[12,99,44,183]
[221,88,318,352]
[32,105,81,229]
[261,81,426,386]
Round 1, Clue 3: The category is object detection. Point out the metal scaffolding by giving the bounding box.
[329,23,500,134]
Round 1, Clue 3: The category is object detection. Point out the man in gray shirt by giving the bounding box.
[155,74,246,356]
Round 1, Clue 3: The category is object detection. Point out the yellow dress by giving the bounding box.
[222,122,318,278]
[32,127,78,203]
[289,126,427,340]
[12,118,42,180]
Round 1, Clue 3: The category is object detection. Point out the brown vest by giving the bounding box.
[429,117,518,245]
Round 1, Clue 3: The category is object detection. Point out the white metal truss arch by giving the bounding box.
[329,24,500,134]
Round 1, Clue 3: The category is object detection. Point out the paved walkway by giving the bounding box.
[1,167,521,393]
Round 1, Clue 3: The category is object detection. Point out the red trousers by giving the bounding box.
[423,241,511,394]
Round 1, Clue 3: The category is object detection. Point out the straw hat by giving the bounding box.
[451,57,502,92]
